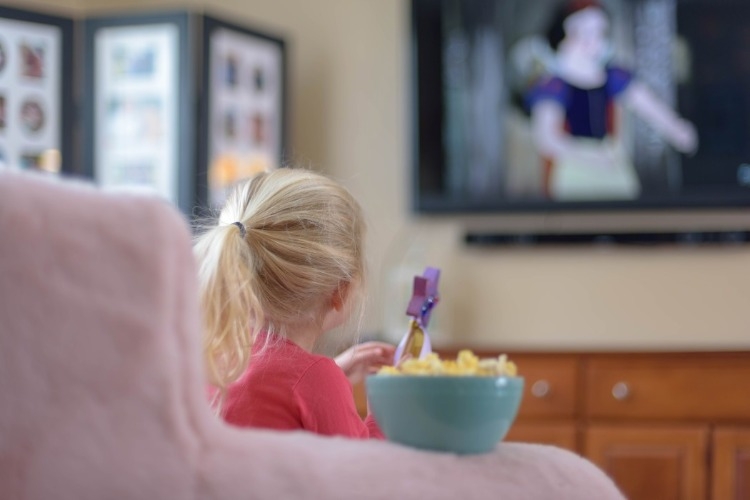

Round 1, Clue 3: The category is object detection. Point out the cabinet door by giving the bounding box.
[506,422,578,452]
[585,425,709,500]
[712,427,750,500]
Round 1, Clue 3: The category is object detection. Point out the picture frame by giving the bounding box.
[83,11,196,215]
[198,14,287,211]
[0,6,74,174]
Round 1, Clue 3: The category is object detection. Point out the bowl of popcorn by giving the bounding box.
[366,350,523,454]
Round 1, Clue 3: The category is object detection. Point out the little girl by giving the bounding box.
[194,168,394,439]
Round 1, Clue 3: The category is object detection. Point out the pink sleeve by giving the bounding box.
[293,358,384,440]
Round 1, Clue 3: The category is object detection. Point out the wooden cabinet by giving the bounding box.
[427,350,750,499]
[354,350,750,498]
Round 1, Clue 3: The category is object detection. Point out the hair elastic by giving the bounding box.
[232,221,247,238]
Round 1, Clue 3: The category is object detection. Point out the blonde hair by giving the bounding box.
[193,168,366,404]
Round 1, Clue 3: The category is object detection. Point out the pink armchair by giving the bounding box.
[0,171,624,499]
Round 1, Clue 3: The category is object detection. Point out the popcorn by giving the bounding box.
[378,350,517,377]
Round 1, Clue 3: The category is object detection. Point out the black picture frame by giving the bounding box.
[197,14,288,213]
[83,10,197,215]
[0,5,74,175]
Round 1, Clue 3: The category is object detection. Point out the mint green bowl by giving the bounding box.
[366,375,524,454]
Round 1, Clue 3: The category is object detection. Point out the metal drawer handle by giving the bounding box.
[612,382,630,401]
[531,379,551,398]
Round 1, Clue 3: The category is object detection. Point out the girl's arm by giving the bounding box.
[294,358,385,440]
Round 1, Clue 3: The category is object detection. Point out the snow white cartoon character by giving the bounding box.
[525,0,697,200]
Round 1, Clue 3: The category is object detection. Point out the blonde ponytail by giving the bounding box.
[194,221,263,399]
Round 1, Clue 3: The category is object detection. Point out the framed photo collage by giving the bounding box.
[0,6,287,217]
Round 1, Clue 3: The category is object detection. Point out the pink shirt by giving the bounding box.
[223,332,384,439]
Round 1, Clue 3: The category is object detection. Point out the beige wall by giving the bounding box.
[21,0,750,349]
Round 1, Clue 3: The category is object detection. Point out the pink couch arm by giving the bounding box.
[0,172,623,500]
[202,427,624,499]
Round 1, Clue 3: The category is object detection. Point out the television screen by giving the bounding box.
[412,0,750,213]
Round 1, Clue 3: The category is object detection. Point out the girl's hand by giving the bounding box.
[335,341,396,386]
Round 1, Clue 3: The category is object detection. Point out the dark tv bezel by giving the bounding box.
[409,0,750,216]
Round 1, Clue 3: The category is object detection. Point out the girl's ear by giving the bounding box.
[331,281,351,312]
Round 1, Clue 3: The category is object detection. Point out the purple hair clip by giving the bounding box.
[393,267,441,364]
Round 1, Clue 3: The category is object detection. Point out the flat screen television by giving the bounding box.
[412,0,750,214]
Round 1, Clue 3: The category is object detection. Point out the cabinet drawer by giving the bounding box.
[586,356,750,420]
[514,356,578,419]
[434,351,579,419]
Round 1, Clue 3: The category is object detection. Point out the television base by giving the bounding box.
[464,230,750,247]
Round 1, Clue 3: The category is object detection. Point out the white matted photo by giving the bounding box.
[93,23,179,203]
[0,13,62,173]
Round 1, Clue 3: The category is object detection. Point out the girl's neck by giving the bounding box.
[284,324,323,353]
[275,299,343,353]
